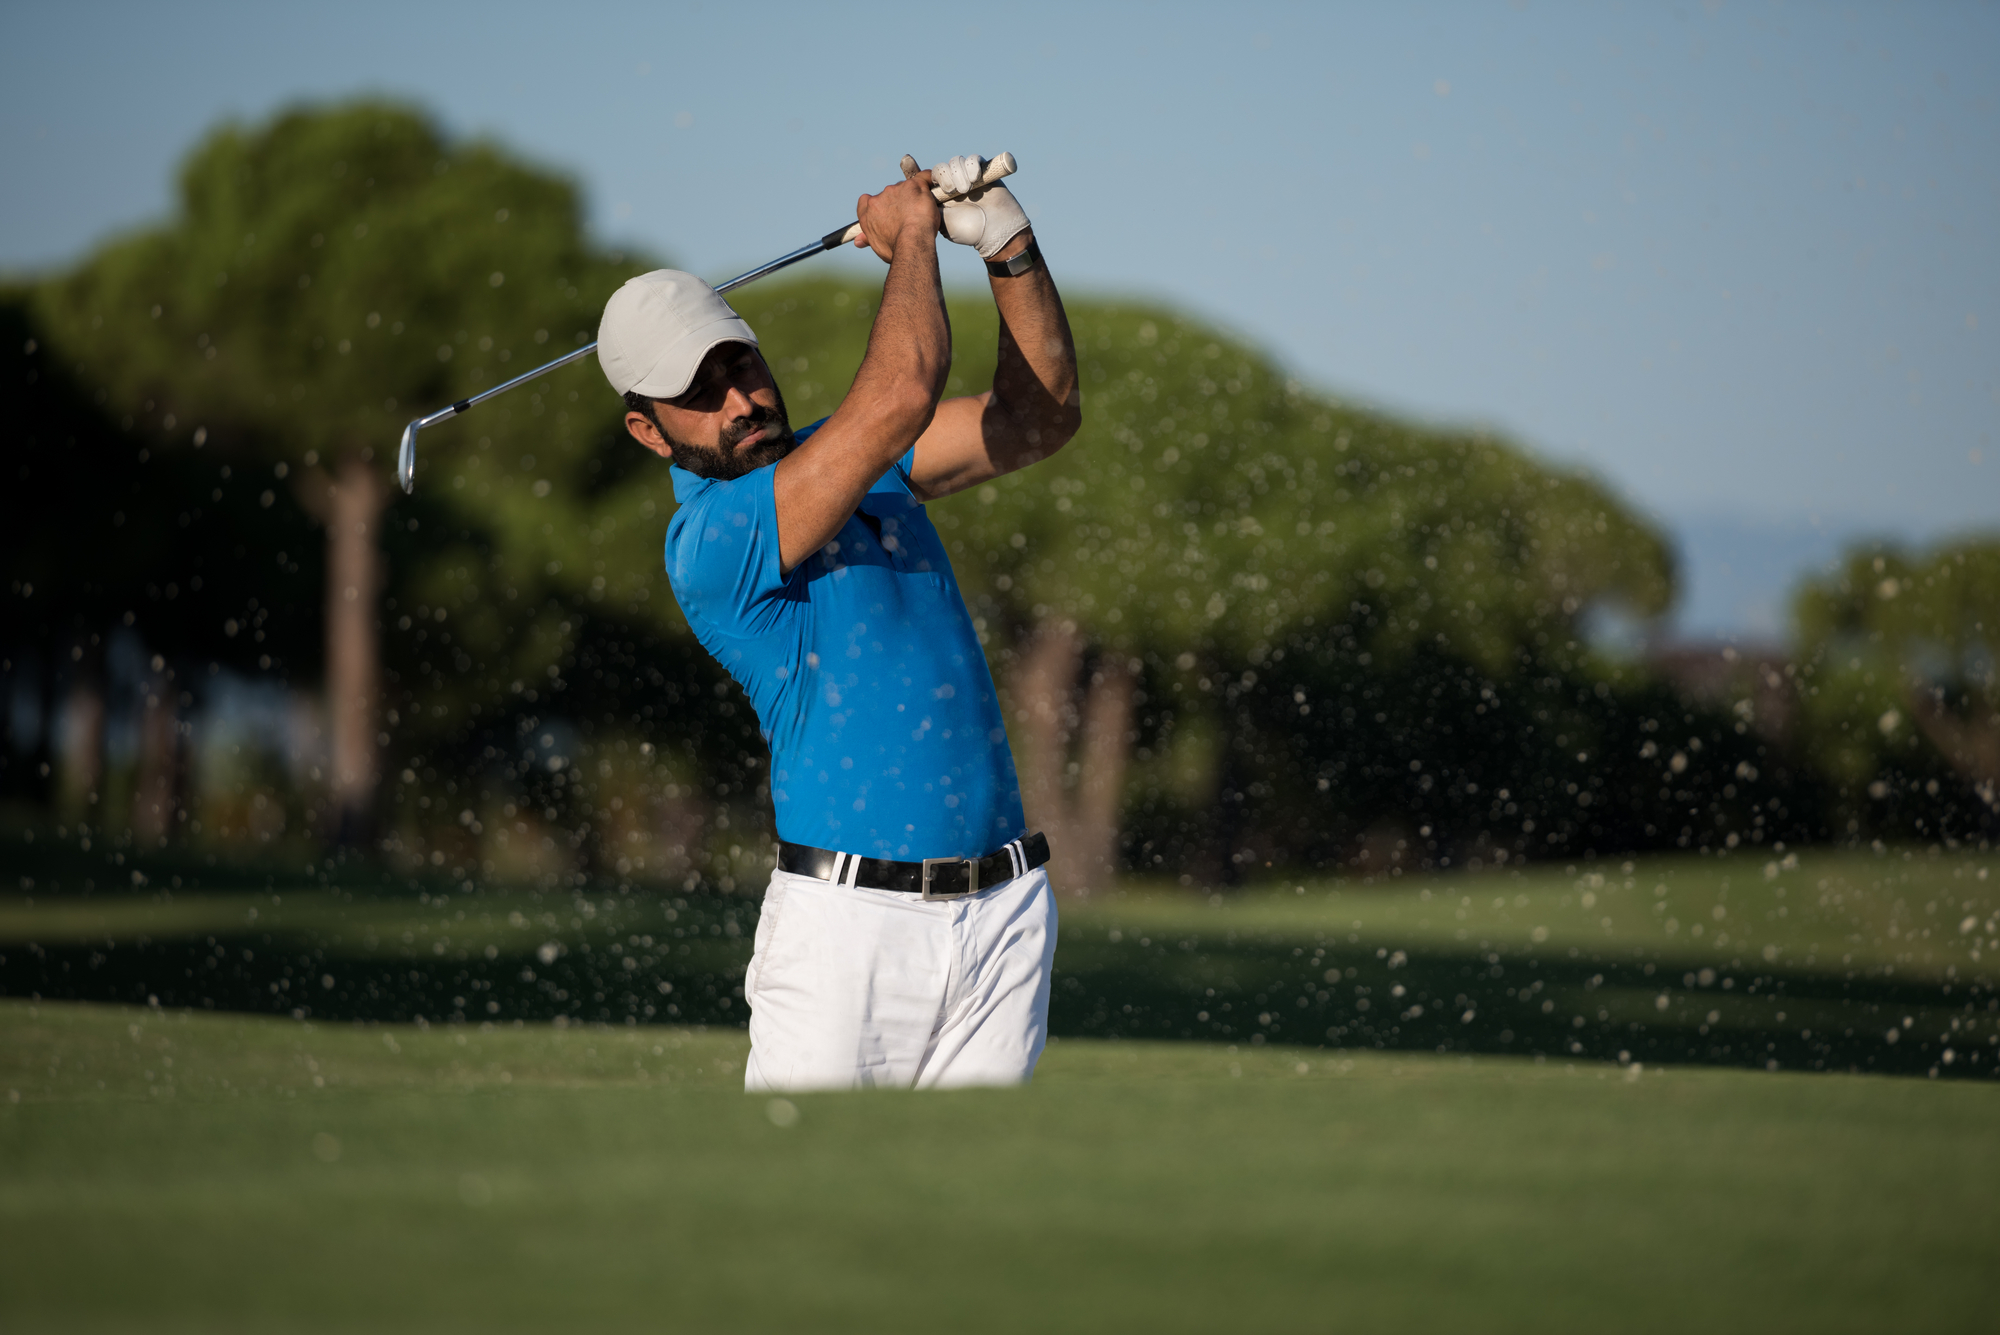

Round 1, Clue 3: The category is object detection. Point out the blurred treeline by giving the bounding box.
[3,102,1995,892]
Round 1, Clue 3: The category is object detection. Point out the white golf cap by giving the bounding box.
[596,269,758,399]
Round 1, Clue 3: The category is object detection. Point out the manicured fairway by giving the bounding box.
[2,999,1995,1333]
[7,843,1995,1076]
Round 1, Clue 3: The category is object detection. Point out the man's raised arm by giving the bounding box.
[907,157,1082,501]
[770,174,953,574]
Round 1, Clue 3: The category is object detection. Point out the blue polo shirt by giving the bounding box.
[662,421,1026,860]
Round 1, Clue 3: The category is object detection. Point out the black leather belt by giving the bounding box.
[778,832,1050,901]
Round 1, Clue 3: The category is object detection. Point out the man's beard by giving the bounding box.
[666,387,796,481]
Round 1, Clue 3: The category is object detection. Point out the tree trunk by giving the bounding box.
[1073,657,1136,892]
[1907,685,2000,812]
[1006,623,1138,896]
[12,645,57,808]
[132,663,178,846]
[324,453,388,847]
[1215,715,1251,886]
[56,639,105,822]
[1009,621,1083,891]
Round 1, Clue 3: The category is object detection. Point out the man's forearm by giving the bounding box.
[988,232,1081,461]
[772,218,951,572]
[858,226,952,434]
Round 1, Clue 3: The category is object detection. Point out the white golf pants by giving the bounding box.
[742,862,1058,1092]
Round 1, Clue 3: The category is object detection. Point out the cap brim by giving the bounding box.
[625,320,759,399]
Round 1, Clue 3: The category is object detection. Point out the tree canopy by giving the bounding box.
[1793,539,2000,837]
[30,103,659,784]
[718,278,1694,872]
[34,102,616,469]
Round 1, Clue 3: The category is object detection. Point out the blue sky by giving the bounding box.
[4,1,1994,638]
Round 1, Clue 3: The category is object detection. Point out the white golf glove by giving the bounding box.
[933,154,1030,260]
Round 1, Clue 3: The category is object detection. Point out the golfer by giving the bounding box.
[597,156,1080,1090]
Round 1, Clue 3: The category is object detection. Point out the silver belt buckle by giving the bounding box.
[920,855,978,901]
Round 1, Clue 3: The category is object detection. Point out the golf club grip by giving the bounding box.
[821,153,1018,251]
[933,152,1016,201]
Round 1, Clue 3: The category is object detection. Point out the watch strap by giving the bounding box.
[985,239,1042,279]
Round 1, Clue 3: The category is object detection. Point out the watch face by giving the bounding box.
[991,244,1038,276]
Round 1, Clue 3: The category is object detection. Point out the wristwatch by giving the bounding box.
[985,239,1042,279]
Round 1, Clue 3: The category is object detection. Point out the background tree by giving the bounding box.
[709,282,1684,885]
[33,102,634,844]
[936,301,1676,884]
[2,292,322,838]
[1793,539,2000,841]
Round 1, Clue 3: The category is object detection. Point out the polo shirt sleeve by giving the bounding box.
[666,467,792,638]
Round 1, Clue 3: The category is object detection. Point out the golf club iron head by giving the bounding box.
[397,420,418,494]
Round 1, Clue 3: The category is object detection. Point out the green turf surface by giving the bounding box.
[2,999,1996,1333]
[6,843,1996,1077]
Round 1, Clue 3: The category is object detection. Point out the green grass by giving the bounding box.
[1054,846,2000,1074]
[12,842,1994,974]
[4,841,1998,1325]
[1113,844,2000,980]
[5,845,1999,1078]
[2,999,1997,1333]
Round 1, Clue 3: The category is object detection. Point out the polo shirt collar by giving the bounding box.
[669,464,715,503]
[667,455,914,513]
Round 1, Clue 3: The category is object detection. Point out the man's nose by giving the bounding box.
[721,384,758,420]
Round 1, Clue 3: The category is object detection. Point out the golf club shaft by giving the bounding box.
[395,152,1017,493]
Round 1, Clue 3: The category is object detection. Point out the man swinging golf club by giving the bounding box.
[598,156,1080,1090]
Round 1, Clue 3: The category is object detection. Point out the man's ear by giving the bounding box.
[625,410,673,461]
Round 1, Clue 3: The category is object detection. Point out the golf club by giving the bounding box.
[395,152,1018,493]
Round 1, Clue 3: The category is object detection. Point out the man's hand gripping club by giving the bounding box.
[902,155,1078,502]
[932,153,1031,259]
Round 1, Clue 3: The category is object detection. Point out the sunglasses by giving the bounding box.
[664,344,766,413]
